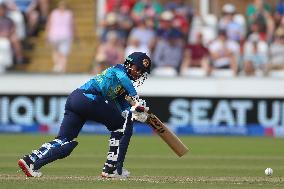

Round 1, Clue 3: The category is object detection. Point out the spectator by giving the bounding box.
[128,17,156,51]
[131,0,163,22]
[219,4,244,43]
[105,0,136,14]
[116,6,134,39]
[164,0,192,39]
[0,3,24,65]
[164,0,193,20]
[9,0,40,36]
[0,3,12,72]
[0,37,13,73]
[152,30,183,76]
[276,0,284,15]
[2,0,26,41]
[46,0,75,73]
[208,30,239,76]
[274,0,284,27]
[242,34,269,76]
[156,10,174,38]
[247,17,271,43]
[125,36,150,58]
[265,27,284,75]
[246,0,274,42]
[156,10,184,46]
[94,31,124,74]
[180,32,210,76]
[100,12,128,45]
[103,0,134,42]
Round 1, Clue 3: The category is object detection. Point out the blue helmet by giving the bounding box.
[125,52,151,74]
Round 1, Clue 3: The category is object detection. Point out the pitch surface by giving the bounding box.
[1,135,283,189]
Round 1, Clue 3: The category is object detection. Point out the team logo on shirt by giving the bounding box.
[143,59,150,68]
[114,85,125,96]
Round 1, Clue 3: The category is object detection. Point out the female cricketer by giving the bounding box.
[18,52,151,178]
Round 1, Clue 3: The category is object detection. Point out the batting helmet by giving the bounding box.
[125,52,151,74]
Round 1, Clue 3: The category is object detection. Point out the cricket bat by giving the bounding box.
[126,96,189,157]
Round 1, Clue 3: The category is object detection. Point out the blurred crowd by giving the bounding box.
[0,0,76,73]
[95,0,284,77]
[0,0,50,73]
[1,0,284,77]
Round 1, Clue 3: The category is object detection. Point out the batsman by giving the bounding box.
[18,52,151,178]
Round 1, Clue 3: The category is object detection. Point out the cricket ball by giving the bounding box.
[265,168,273,176]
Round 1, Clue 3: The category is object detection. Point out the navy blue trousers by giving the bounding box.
[57,89,125,140]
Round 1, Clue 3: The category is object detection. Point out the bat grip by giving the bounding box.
[125,96,136,106]
[125,96,148,113]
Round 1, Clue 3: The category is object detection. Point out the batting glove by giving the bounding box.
[130,108,148,122]
[133,97,149,112]
[130,99,149,123]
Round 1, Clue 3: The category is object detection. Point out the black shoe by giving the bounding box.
[101,163,130,178]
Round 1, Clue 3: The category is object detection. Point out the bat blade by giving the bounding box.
[125,95,189,157]
[146,113,189,157]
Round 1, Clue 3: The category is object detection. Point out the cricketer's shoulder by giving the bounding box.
[113,64,137,97]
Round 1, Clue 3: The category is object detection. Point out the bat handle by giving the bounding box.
[125,96,136,106]
[125,96,149,113]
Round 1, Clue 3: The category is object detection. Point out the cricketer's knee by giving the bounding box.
[33,138,78,170]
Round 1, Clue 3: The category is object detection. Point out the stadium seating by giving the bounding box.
[269,70,284,77]
[151,67,178,77]
[180,68,207,77]
[210,69,235,77]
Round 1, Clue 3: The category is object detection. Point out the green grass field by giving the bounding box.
[1,134,284,189]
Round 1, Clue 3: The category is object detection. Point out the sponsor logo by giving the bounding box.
[143,59,150,68]
[147,114,165,134]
